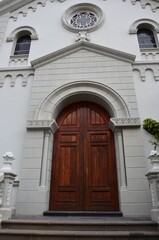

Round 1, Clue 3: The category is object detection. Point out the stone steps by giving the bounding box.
[1,219,158,231]
[0,229,159,240]
[0,217,159,239]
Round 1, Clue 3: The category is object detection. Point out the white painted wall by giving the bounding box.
[0,78,32,175]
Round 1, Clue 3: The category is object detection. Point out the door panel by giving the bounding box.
[49,102,119,211]
[51,131,82,210]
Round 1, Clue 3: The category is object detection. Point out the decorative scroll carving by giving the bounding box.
[27,120,59,133]
[110,117,141,130]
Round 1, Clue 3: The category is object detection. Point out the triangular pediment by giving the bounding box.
[31,41,135,69]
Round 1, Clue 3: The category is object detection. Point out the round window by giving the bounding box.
[62,3,104,32]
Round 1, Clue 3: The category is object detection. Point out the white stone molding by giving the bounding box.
[133,63,159,81]
[75,31,90,42]
[129,18,159,34]
[123,0,159,12]
[31,41,135,68]
[62,3,104,33]
[140,48,159,61]
[0,68,34,87]
[6,26,38,42]
[9,56,29,67]
[34,81,130,121]
[7,0,65,21]
[9,1,48,21]
[27,120,59,134]
[109,117,141,131]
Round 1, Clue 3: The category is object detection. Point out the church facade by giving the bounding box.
[0,0,159,218]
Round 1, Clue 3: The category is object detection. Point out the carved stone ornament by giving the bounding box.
[27,120,58,133]
[148,150,159,172]
[149,180,158,208]
[1,152,15,173]
[75,31,90,42]
[109,117,141,130]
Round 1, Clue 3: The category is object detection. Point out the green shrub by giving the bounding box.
[143,118,159,149]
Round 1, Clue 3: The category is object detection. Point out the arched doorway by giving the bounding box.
[49,102,119,211]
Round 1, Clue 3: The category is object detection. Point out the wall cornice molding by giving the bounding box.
[0,68,34,87]
[133,62,159,81]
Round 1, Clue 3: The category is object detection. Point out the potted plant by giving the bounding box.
[143,118,159,170]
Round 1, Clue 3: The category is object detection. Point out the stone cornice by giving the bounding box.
[31,41,135,68]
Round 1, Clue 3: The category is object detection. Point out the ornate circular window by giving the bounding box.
[62,3,104,32]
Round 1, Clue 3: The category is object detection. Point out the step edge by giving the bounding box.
[0,229,159,237]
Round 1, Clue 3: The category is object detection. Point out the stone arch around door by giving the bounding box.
[35,81,130,120]
[26,81,141,214]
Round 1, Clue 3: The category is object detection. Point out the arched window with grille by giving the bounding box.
[137,28,157,49]
[14,35,31,55]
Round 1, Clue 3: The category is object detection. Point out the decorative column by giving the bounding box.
[27,120,59,189]
[0,152,16,220]
[109,117,141,190]
[146,149,159,223]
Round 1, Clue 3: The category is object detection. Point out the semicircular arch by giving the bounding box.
[6,26,38,42]
[35,81,130,120]
[129,18,159,34]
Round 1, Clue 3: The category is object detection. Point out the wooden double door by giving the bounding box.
[49,102,119,211]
